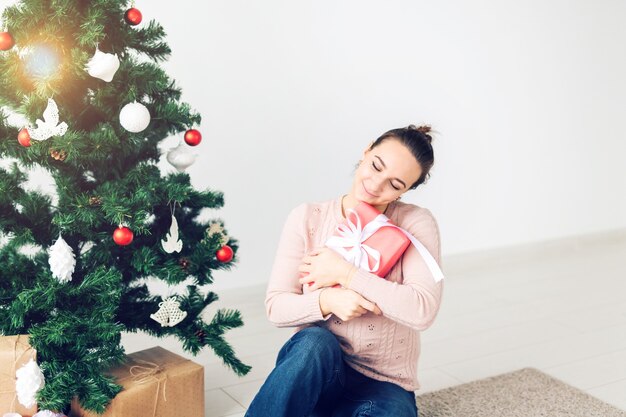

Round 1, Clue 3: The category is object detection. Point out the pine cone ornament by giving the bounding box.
[178,257,190,270]
[89,196,102,206]
[195,329,206,343]
[50,149,67,161]
[48,234,75,283]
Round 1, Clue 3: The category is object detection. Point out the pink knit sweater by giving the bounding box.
[265,195,444,391]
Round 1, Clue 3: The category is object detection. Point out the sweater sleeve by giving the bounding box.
[264,203,331,327]
[346,206,444,331]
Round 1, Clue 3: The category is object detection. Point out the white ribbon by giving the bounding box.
[325,208,444,283]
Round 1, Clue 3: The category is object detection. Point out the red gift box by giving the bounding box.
[327,201,411,278]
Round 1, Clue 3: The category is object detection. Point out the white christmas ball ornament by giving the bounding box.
[166,142,197,172]
[48,234,75,283]
[15,359,45,409]
[85,48,120,82]
[119,101,150,133]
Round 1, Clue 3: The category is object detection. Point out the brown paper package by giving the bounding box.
[70,346,204,417]
[0,335,38,417]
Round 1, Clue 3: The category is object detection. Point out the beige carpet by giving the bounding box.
[416,368,626,417]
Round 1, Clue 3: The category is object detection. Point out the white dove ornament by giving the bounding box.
[28,98,68,141]
[161,214,183,253]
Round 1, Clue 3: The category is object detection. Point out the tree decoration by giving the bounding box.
[0,1,250,413]
[150,296,187,327]
[178,257,190,270]
[112,226,134,246]
[15,359,46,409]
[119,101,150,133]
[206,222,229,246]
[0,31,14,50]
[85,47,120,82]
[184,129,202,146]
[50,149,67,161]
[216,245,234,263]
[48,234,76,283]
[161,214,183,253]
[166,142,197,172]
[194,329,206,343]
[124,7,142,26]
[17,127,31,147]
[28,98,68,141]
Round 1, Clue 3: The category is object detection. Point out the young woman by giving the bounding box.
[245,125,444,417]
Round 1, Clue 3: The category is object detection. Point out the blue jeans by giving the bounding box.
[245,326,418,417]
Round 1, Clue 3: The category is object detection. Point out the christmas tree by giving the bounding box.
[0,0,250,413]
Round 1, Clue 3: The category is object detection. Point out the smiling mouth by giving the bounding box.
[362,182,378,197]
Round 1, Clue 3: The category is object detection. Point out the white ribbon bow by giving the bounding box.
[325,207,444,283]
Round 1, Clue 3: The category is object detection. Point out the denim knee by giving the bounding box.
[278,326,343,368]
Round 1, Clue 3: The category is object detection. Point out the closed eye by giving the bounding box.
[371,162,401,190]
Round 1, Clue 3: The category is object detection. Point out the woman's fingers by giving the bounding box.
[360,298,382,315]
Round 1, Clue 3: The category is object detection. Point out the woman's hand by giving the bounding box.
[298,247,356,291]
[319,287,382,321]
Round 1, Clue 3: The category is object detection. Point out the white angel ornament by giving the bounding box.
[28,98,68,141]
[161,214,183,253]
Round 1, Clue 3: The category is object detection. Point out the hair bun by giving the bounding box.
[407,124,433,143]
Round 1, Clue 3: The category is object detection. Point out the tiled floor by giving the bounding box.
[122,229,626,416]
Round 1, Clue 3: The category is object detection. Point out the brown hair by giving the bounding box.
[368,125,435,189]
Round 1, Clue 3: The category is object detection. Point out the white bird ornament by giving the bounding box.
[28,98,68,141]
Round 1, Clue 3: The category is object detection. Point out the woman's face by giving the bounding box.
[351,138,423,206]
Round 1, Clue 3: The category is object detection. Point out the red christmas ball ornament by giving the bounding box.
[0,32,15,51]
[216,245,234,263]
[184,129,202,146]
[113,226,134,246]
[17,128,31,147]
[124,7,143,25]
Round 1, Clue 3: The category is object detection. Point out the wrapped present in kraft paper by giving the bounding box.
[0,335,38,417]
[70,346,204,417]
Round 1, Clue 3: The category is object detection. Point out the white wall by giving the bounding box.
[3,0,625,291]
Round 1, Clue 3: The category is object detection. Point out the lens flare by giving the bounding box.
[23,44,61,79]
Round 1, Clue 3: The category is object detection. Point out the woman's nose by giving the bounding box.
[370,173,385,191]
